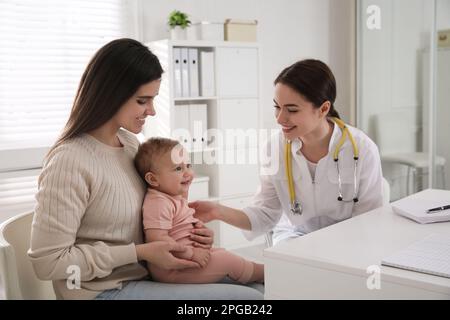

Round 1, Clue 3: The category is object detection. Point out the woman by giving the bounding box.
[28,38,263,300]
[190,59,383,245]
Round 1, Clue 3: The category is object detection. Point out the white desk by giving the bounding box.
[263,189,450,299]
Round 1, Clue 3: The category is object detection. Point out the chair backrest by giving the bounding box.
[382,177,391,205]
[372,111,418,155]
[0,212,56,299]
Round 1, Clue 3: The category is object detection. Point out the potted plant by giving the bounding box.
[168,10,191,40]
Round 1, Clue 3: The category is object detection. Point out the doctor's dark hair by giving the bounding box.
[48,38,163,155]
[274,59,340,119]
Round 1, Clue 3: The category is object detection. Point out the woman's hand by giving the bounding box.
[135,241,200,270]
[189,200,220,223]
[191,247,211,267]
[190,221,214,249]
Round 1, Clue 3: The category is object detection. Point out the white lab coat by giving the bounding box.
[242,122,383,241]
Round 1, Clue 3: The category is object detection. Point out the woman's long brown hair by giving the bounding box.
[47,38,163,157]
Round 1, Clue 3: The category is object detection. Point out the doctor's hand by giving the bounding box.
[189,200,220,223]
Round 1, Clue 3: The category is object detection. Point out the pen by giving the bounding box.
[426,204,450,214]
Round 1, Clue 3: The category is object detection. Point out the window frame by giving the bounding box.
[0,0,141,174]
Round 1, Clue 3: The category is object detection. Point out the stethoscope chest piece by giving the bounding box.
[285,117,360,216]
[290,200,302,215]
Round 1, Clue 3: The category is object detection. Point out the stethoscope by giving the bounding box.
[285,117,360,215]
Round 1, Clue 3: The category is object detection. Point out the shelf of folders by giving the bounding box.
[172,47,215,99]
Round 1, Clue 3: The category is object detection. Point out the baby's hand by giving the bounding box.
[191,247,210,268]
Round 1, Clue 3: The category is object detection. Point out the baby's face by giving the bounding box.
[152,147,194,197]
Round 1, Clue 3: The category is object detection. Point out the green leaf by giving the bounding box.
[168,10,191,29]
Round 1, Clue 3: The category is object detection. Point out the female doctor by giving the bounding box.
[189,59,384,244]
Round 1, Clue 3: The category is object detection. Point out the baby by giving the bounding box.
[134,137,264,284]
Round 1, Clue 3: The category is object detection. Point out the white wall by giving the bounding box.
[329,0,356,124]
[358,0,438,200]
[359,0,434,138]
[359,0,448,137]
[438,0,450,30]
[141,0,354,129]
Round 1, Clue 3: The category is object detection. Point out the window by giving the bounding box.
[0,0,138,157]
[0,169,39,222]
[0,0,139,218]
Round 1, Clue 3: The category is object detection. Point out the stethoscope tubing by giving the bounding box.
[286,117,360,215]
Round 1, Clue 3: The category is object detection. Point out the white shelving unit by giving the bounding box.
[144,39,265,249]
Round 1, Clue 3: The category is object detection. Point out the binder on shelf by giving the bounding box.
[172,48,182,98]
[188,48,200,97]
[173,104,191,149]
[189,103,208,150]
[180,48,190,97]
[199,51,215,97]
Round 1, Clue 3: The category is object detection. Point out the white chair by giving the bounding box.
[0,212,56,299]
[381,176,391,206]
[265,177,391,247]
[373,111,446,195]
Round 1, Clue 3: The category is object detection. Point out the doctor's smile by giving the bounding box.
[280,125,297,134]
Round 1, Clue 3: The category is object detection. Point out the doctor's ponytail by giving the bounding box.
[328,103,340,119]
[275,59,340,119]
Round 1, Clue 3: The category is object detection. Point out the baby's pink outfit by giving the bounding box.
[142,188,257,284]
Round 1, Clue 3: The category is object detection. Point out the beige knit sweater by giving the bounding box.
[28,129,148,299]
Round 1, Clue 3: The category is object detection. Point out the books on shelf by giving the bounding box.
[180,48,189,97]
[173,103,207,151]
[173,47,214,98]
[188,48,199,97]
[391,197,450,224]
[199,51,215,97]
[172,48,182,97]
[381,233,450,279]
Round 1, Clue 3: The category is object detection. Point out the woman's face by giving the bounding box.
[273,83,323,141]
[113,79,161,134]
